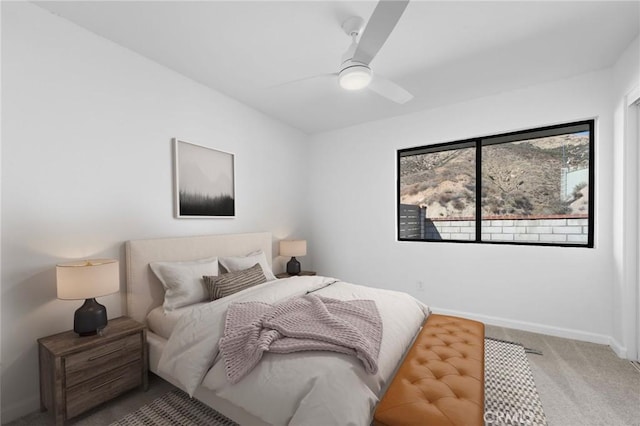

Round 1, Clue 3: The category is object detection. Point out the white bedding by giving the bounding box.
[159,276,429,426]
[146,303,208,340]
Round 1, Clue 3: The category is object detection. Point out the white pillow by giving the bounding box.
[150,257,218,311]
[218,250,276,281]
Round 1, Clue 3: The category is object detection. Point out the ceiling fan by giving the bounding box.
[279,0,413,104]
[336,0,413,103]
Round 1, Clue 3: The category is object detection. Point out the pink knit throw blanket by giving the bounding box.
[219,294,382,384]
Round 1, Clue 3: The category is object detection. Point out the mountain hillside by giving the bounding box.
[400,133,589,218]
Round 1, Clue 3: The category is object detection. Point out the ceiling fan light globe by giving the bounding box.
[338,65,372,91]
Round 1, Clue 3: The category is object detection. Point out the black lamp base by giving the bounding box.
[286,257,301,275]
[74,298,108,336]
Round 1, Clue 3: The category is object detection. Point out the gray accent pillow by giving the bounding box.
[204,263,267,300]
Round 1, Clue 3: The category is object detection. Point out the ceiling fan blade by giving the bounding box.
[268,73,336,89]
[368,74,413,104]
[352,0,409,66]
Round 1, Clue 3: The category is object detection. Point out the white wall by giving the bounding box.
[309,69,617,345]
[1,3,310,422]
[611,35,640,359]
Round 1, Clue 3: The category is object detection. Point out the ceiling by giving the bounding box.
[35,1,639,134]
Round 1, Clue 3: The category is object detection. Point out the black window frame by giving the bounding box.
[397,119,595,248]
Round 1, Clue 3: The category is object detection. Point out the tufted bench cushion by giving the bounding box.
[374,314,484,426]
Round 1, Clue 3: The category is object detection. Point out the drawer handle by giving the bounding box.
[90,375,124,391]
[88,347,123,361]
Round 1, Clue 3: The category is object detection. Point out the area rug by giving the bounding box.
[112,338,547,426]
[485,337,547,426]
[110,390,238,426]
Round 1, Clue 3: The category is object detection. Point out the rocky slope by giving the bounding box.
[400,133,589,218]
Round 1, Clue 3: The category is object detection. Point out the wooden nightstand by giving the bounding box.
[276,271,317,278]
[38,316,148,425]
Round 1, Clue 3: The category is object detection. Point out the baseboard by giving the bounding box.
[609,337,628,359]
[1,395,40,424]
[431,306,612,346]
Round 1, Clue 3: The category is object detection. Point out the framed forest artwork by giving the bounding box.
[173,139,235,218]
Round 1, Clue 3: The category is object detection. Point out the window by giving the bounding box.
[398,120,594,247]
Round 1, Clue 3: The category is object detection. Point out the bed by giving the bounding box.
[125,232,429,425]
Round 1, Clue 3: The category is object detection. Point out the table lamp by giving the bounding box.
[279,240,307,275]
[56,259,120,336]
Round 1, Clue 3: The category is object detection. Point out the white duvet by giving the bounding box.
[158,276,429,426]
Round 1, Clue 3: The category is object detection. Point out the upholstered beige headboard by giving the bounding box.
[125,232,272,324]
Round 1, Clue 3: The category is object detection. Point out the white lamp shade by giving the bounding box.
[279,240,307,257]
[56,259,120,300]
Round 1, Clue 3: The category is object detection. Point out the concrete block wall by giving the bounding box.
[425,216,589,244]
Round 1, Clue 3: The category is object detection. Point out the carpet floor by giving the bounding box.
[486,325,640,426]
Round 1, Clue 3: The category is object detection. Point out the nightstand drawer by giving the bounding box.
[66,360,142,418]
[65,333,141,387]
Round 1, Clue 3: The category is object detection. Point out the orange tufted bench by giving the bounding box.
[374,314,484,426]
